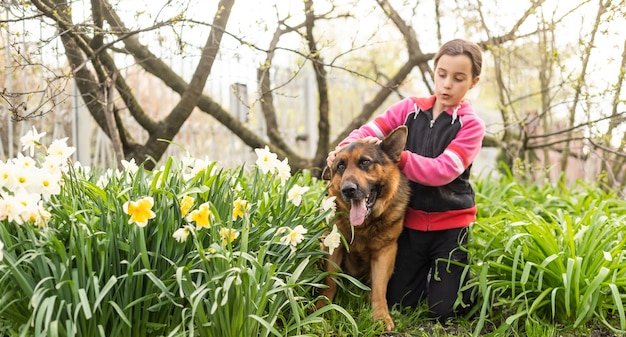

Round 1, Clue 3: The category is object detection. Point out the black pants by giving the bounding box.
[386,226,470,321]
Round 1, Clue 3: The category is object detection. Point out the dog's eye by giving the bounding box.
[358,159,372,170]
[336,161,346,172]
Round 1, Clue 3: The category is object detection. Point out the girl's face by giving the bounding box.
[434,54,480,112]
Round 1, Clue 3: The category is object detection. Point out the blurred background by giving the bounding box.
[0,0,624,191]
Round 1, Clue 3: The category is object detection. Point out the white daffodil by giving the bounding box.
[20,126,46,157]
[96,169,114,188]
[173,226,192,243]
[0,161,17,191]
[12,166,40,194]
[0,191,38,225]
[72,161,91,177]
[275,157,291,183]
[41,156,64,176]
[321,196,336,212]
[254,146,278,174]
[46,138,76,163]
[287,184,309,206]
[121,158,139,175]
[12,153,38,170]
[323,224,342,255]
[278,225,308,251]
[38,170,62,200]
[321,196,337,222]
[20,201,51,228]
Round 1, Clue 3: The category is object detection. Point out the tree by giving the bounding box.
[1,0,625,189]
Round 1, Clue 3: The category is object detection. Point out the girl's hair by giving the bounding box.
[434,39,482,78]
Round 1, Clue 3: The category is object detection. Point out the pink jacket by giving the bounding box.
[339,95,485,231]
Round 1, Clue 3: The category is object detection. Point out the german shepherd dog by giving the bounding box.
[317,126,410,331]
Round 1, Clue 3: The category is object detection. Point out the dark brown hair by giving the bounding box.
[433,39,482,78]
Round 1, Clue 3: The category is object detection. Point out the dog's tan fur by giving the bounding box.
[317,126,410,331]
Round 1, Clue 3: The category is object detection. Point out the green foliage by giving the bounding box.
[466,167,626,336]
[0,156,357,336]
[3,147,626,337]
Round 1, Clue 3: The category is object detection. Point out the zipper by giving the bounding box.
[425,116,434,156]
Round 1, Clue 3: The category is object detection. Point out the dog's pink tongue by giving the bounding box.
[350,199,367,226]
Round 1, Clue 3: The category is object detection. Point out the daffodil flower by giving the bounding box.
[123,196,156,227]
[277,224,308,251]
[173,226,192,243]
[179,195,195,217]
[34,207,51,228]
[13,153,37,170]
[121,158,138,175]
[0,161,15,189]
[287,184,309,206]
[254,146,278,174]
[187,202,213,229]
[46,138,76,163]
[321,196,336,212]
[232,198,250,220]
[20,126,46,157]
[0,191,40,225]
[323,224,342,255]
[13,167,37,192]
[219,227,239,245]
[321,196,337,222]
[275,157,291,183]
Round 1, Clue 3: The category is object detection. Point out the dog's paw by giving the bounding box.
[383,316,395,332]
[373,310,394,331]
[313,297,330,312]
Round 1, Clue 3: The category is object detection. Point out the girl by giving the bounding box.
[326,38,485,321]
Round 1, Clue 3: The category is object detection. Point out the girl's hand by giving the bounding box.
[362,136,382,145]
[326,137,381,168]
[326,146,342,168]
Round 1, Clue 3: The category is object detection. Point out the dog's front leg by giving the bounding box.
[316,246,345,310]
[370,242,398,331]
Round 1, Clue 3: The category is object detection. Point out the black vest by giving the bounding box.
[403,108,476,212]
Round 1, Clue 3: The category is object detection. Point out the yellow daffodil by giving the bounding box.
[219,227,239,245]
[179,195,195,217]
[123,196,156,227]
[323,224,342,255]
[232,198,250,220]
[187,202,213,229]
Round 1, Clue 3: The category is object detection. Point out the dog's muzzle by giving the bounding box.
[341,182,378,226]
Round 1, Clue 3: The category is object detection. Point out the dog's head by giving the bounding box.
[323,126,408,226]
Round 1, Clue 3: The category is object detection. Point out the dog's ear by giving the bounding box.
[322,165,332,180]
[380,126,408,162]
